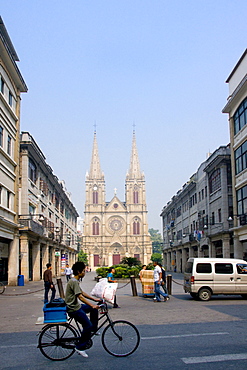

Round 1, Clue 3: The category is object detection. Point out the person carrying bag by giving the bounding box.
[107,267,120,308]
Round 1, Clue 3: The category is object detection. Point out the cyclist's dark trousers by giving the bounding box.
[44,282,56,303]
[69,304,98,350]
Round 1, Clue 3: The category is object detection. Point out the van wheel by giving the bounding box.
[241,294,247,299]
[198,288,211,301]
[190,293,198,299]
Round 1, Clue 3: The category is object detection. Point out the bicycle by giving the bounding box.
[38,300,140,361]
[0,282,5,294]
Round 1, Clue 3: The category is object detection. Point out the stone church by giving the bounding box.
[82,130,152,270]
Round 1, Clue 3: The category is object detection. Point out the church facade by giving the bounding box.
[82,131,152,270]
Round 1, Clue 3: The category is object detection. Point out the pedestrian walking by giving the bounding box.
[107,267,120,308]
[158,263,169,297]
[65,264,72,282]
[153,261,169,302]
[43,263,56,303]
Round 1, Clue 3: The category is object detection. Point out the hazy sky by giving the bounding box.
[2,1,247,231]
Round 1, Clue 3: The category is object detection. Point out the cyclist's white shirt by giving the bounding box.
[154,265,161,282]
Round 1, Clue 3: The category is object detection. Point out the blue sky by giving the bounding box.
[2,1,247,231]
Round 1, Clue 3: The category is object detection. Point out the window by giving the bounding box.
[218,209,222,223]
[133,218,140,235]
[0,126,3,147]
[237,264,247,274]
[215,263,233,274]
[133,191,139,204]
[7,135,11,155]
[29,204,35,214]
[55,193,59,209]
[211,212,215,225]
[234,97,247,135]
[7,191,11,209]
[9,91,13,106]
[237,185,247,215]
[0,77,4,94]
[209,168,221,193]
[196,263,212,273]
[176,206,181,217]
[93,191,98,204]
[235,140,247,175]
[92,218,99,235]
[185,262,193,273]
[28,158,37,183]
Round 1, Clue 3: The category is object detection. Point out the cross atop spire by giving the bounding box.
[132,122,136,133]
[93,121,97,133]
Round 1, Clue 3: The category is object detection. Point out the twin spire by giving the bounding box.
[89,131,103,179]
[88,129,142,180]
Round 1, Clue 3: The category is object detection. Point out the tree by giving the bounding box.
[149,228,163,254]
[151,252,162,264]
[77,250,88,265]
[121,257,141,267]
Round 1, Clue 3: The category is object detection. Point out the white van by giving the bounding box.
[184,258,247,301]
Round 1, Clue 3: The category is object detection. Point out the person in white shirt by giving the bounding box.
[65,264,72,282]
[153,261,169,302]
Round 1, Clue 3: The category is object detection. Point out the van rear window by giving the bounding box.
[185,262,193,273]
[215,263,233,274]
[196,263,212,273]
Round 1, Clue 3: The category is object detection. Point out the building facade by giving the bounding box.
[0,18,27,284]
[83,131,152,270]
[223,49,247,260]
[161,145,233,272]
[19,132,78,283]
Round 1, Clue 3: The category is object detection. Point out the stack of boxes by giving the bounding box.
[141,270,154,296]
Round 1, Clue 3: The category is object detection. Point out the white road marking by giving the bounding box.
[182,353,247,364]
[141,332,229,340]
[0,344,37,348]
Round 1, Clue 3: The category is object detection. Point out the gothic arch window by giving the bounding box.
[133,217,140,235]
[133,191,139,204]
[92,218,99,235]
[133,185,139,204]
[93,191,98,204]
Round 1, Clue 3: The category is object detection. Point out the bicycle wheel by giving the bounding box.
[102,320,140,357]
[0,282,5,294]
[38,323,78,361]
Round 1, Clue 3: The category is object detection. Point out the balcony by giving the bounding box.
[19,219,44,236]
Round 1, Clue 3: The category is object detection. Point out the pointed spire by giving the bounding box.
[89,131,103,179]
[128,129,141,178]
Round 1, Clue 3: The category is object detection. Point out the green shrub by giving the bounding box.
[95,267,108,277]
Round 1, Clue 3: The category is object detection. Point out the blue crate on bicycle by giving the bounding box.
[43,299,67,323]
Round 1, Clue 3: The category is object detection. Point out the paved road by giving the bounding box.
[0,272,247,369]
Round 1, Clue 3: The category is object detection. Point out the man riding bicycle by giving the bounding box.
[65,261,101,358]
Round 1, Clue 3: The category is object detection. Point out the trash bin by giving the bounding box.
[18,275,24,286]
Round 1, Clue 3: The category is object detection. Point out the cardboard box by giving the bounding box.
[141,270,154,295]
[43,304,67,323]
